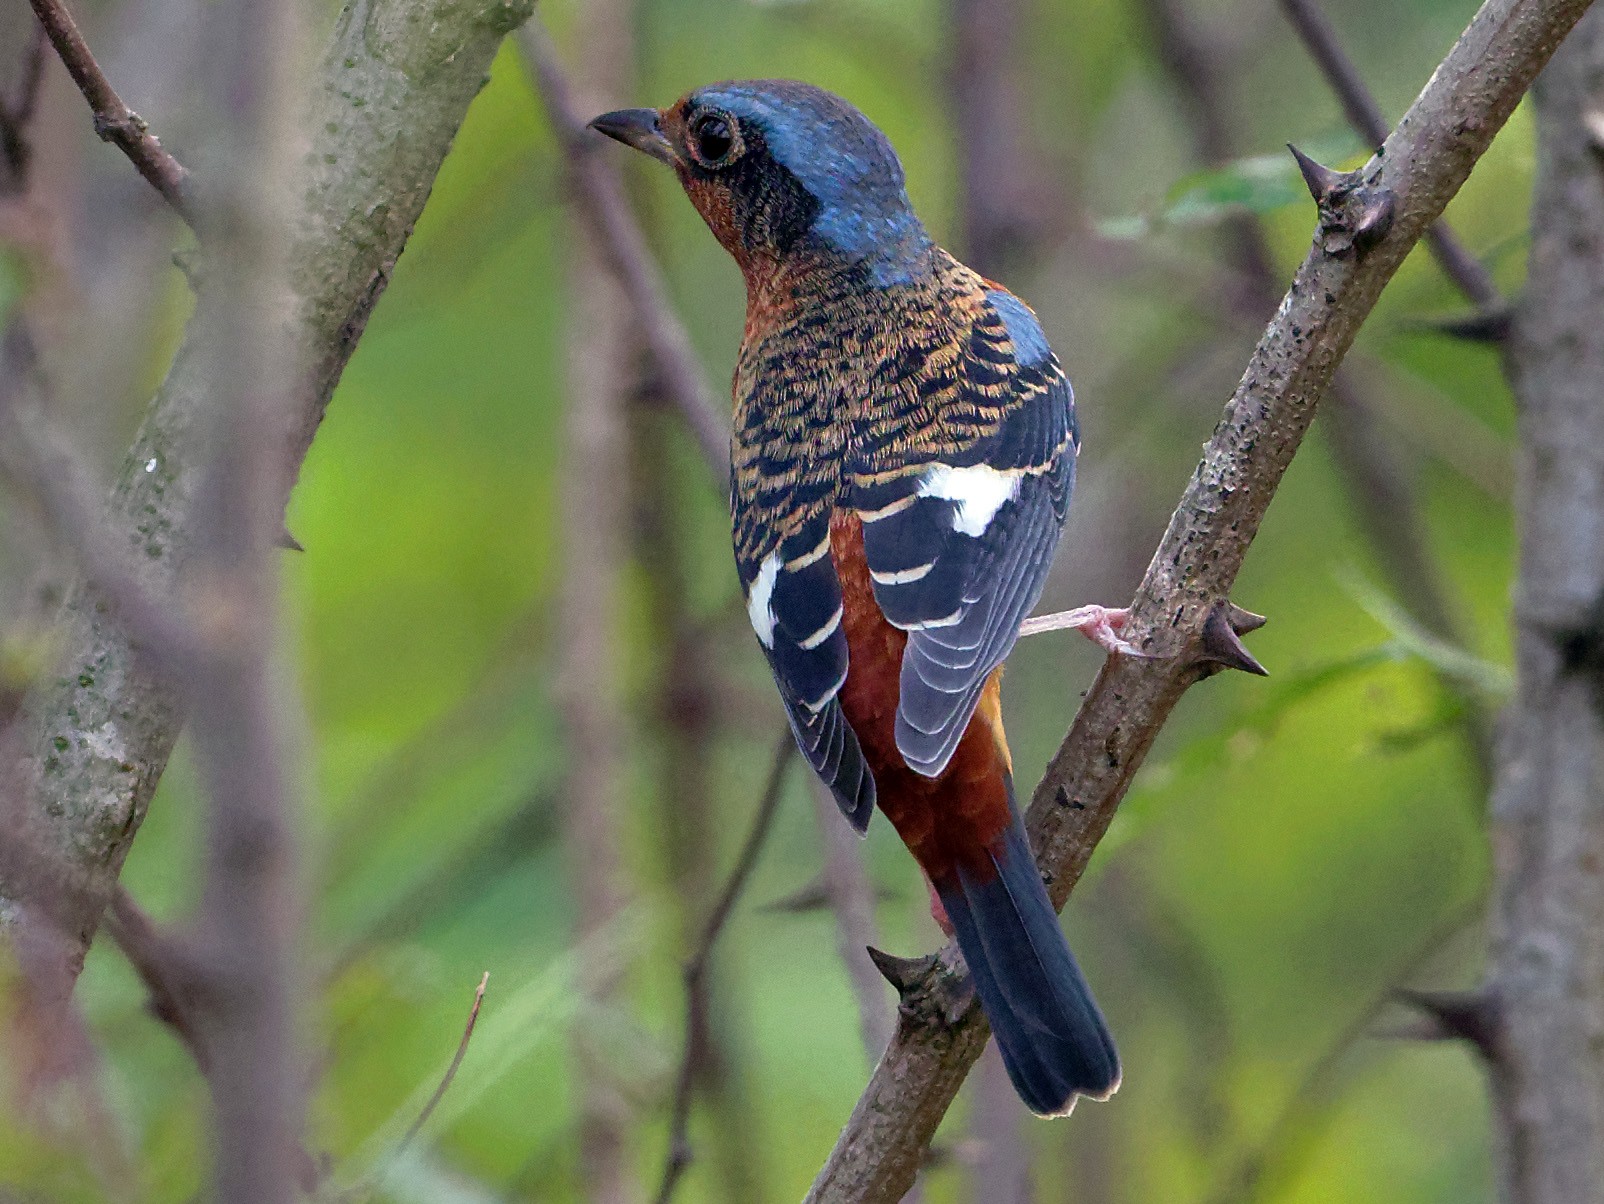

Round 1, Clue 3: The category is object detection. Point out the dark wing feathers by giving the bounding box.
[738,513,876,831]
[856,287,1078,778]
[735,264,1075,810]
[895,463,1070,774]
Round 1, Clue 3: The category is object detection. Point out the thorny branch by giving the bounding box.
[804,0,1595,1198]
[1139,0,1501,1191]
[1140,0,1495,786]
[1276,0,1507,324]
[656,734,795,1204]
[24,0,192,222]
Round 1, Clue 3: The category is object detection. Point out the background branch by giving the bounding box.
[0,0,539,1008]
[805,0,1595,1197]
[1486,9,1604,1200]
[552,5,645,1200]
[656,735,794,1204]
[519,21,732,494]
[24,0,191,220]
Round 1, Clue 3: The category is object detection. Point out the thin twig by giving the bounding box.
[656,733,795,1204]
[25,0,193,223]
[635,390,767,1199]
[395,972,490,1158]
[804,0,1593,1196]
[1277,0,1506,316]
[516,21,732,492]
[102,886,210,1072]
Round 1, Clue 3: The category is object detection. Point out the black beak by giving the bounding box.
[588,108,676,166]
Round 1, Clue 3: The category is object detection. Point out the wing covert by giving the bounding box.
[853,285,1078,778]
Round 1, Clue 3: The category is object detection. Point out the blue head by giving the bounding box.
[590,81,933,287]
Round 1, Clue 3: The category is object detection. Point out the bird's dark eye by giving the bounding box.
[690,112,738,167]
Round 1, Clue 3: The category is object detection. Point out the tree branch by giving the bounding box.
[1277,0,1507,321]
[517,22,732,493]
[1138,0,1496,787]
[1486,9,1604,1201]
[805,0,1595,1197]
[180,2,308,1195]
[550,6,645,1199]
[656,734,794,1204]
[24,0,192,222]
[1,0,539,1001]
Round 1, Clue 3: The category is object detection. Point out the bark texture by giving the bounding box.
[1489,10,1604,1202]
[805,0,1596,1198]
[0,0,535,981]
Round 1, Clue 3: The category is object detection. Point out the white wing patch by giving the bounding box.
[747,550,782,648]
[918,463,1021,537]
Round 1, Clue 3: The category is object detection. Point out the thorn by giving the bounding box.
[1226,603,1268,635]
[1352,186,1396,250]
[1395,988,1498,1056]
[1198,601,1268,676]
[1287,143,1347,204]
[1406,306,1514,345]
[866,946,935,998]
[276,526,304,553]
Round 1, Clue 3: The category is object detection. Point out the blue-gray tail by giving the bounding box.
[935,802,1120,1116]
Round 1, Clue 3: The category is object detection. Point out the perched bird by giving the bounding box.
[591,80,1131,1115]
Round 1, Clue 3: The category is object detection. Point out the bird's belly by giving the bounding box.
[828,510,1015,880]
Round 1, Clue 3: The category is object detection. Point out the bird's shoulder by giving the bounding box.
[851,251,1075,483]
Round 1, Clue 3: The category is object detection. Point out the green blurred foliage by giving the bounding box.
[0,0,1529,1199]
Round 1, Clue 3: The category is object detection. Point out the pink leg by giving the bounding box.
[1018,604,1145,655]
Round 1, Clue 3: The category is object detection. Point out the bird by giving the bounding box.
[590,80,1131,1116]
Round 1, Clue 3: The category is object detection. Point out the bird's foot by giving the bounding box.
[1019,605,1146,656]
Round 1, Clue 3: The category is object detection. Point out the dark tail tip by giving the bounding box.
[937,819,1120,1116]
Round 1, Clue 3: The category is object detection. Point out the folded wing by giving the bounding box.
[853,287,1077,778]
